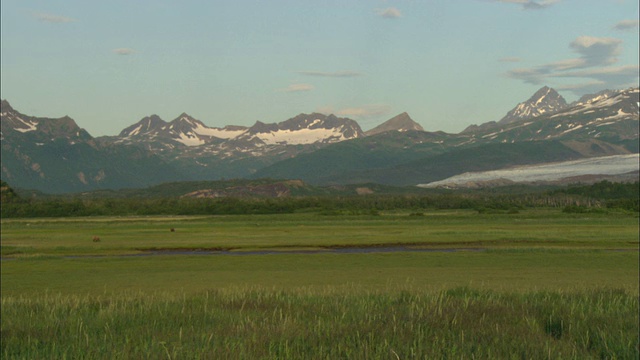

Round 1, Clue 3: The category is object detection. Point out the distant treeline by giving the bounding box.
[1,181,637,218]
[552,180,639,199]
[552,180,639,213]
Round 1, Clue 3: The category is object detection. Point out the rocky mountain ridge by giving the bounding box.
[1,100,92,143]
[252,87,639,186]
[112,112,362,147]
[462,87,638,142]
[2,85,638,193]
[499,86,568,125]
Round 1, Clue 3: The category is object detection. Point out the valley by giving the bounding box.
[2,2,638,358]
[1,210,638,358]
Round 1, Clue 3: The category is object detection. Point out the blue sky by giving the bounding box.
[1,0,638,136]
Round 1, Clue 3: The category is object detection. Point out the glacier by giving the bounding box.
[418,154,639,188]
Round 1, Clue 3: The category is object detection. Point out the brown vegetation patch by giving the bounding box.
[181,182,295,198]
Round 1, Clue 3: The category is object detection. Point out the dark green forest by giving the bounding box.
[1,179,637,218]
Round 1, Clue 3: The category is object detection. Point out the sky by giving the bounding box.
[1,0,638,137]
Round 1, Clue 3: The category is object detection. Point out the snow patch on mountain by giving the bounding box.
[174,132,206,146]
[13,117,38,133]
[256,127,350,145]
[190,123,247,139]
[126,124,144,137]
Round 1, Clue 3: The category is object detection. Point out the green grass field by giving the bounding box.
[1,209,638,358]
[1,209,637,257]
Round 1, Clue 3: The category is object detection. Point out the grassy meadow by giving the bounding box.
[1,209,639,358]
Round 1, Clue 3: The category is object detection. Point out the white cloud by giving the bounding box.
[554,81,605,91]
[509,62,638,94]
[570,36,622,67]
[506,35,631,89]
[613,19,640,31]
[553,77,640,97]
[522,0,560,9]
[113,48,136,55]
[376,7,402,19]
[34,13,76,23]
[498,57,522,63]
[282,83,314,92]
[493,0,560,10]
[296,71,362,78]
[554,81,609,96]
[553,64,639,80]
[507,67,550,84]
[330,104,392,118]
[546,58,586,71]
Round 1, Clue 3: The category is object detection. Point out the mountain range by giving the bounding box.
[1,86,638,193]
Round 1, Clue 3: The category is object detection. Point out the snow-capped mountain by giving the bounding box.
[93,112,366,184]
[1,100,38,135]
[111,112,362,151]
[462,87,639,147]
[0,100,178,193]
[234,113,363,146]
[555,87,639,121]
[118,114,166,137]
[498,86,568,125]
[0,100,92,143]
[254,87,638,186]
[116,113,247,148]
[573,89,618,106]
[365,112,424,136]
[1,85,637,193]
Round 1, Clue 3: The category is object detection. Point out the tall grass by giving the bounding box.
[2,287,638,359]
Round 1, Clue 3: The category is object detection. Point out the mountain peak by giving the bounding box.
[167,113,209,132]
[172,113,199,123]
[248,120,278,134]
[498,86,567,125]
[533,85,551,95]
[365,112,424,136]
[119,115,167,137]
[1,99,14,113]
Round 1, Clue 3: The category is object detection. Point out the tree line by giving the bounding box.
[1,180,637,218]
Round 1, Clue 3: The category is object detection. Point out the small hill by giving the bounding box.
[74,179,319,198]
